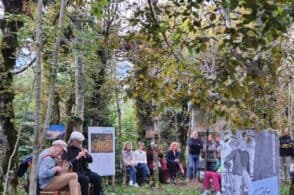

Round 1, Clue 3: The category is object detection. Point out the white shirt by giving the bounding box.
[134,149,147,164]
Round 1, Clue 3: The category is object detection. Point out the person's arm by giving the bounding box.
[166,151,173,162]
[224,150,236,169]
[62,149,81,164]
[84,151,93,163]
[246,152,250,175]
[143,151,147,164]
[122,151,133,166]
[38,157,57,179]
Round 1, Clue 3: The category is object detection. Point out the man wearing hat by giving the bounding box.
[62,131,103,195]
[38,140,80,195]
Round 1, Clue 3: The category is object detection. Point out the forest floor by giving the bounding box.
[16,180,291,194]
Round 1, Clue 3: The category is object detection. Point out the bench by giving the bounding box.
[40,191,69,195]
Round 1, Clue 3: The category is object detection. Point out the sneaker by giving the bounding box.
[201,190,210,195]
[133,183,139,187]
[129,180,133,186]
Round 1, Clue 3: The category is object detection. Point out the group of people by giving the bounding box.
[38,131,103,195]
[36,128,293,195]
[122,141,186,186]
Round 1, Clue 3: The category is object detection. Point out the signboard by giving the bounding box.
[46,124,65,140]
[0,0,4,20]
[221,130,279,195]
[88,127,115,176]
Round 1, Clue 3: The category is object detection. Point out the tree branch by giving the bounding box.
[11,56,36,75]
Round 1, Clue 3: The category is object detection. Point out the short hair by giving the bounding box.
[137,142,144,147]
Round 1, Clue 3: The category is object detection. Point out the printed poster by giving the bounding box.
[221,130,279,195]
[88,127,115,176]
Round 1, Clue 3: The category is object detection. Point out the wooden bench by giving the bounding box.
[40,191,69,195]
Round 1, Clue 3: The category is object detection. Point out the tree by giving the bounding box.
[29,0,43,194]
[0,0,30,193]
[128,0,294,132]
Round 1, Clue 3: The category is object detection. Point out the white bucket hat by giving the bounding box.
[69,131,85,142]
[52,140,67,152]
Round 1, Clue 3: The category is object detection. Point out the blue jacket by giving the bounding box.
[38,149,57,189]
[166,150,180,163]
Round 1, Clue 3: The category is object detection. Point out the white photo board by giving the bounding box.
[88,127,115,176]
[221,130,279,195]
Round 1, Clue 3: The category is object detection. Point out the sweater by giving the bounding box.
[134,149,147,164]
[62,145,93,174]
[188,138,203,155]
[38,149,57,189]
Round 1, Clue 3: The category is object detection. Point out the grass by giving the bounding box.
[16,182,291,195]
[105,183,202,195]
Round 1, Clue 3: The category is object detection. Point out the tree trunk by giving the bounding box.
[190,104,206,132]
[0,1,24,194]
[73,15,84,132]
[43,0,67,138]
[29,0,43,194]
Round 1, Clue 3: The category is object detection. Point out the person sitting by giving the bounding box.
[166,142,183,184]
[146,146,154,176]
[202,158,222,195]
[158,152,169,184]
[134,142,151,183]
[62,131,103,195]
[38,140,80,195]
[122,141,138,187]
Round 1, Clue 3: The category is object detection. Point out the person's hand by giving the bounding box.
[55,166,63,173]
[174,159,179,162]
[76,151,86,159]
[83,149,88,154]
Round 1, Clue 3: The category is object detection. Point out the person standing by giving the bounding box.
[224,141,251,195]
[38,140,80,195]
[203,134,218,171]
[187,131,203,183]
[62,131,103,195]
[134,142,150,183]
[280,128,293,183]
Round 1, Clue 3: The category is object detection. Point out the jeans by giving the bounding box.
[280,156,292,182]
[187,154,199,180]
[127,166,137,184]
[136,163,150,180]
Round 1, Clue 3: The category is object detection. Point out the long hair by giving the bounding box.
[169,142,180,151]
[123,141,132,151]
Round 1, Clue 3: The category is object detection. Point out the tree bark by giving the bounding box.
[190,104,206,132]
[29,0,43,194]
[73,15,84,132]
[0,1,24,194]
[43,0,67,138]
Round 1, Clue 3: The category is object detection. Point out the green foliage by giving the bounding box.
[127,0,294,130]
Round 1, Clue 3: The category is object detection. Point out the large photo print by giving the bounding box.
[90,133,113,153]
[221,130,279,195]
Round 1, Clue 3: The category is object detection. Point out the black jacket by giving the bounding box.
[188,138,203,155]
[62,145,93,173]
[279,135,293,157]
